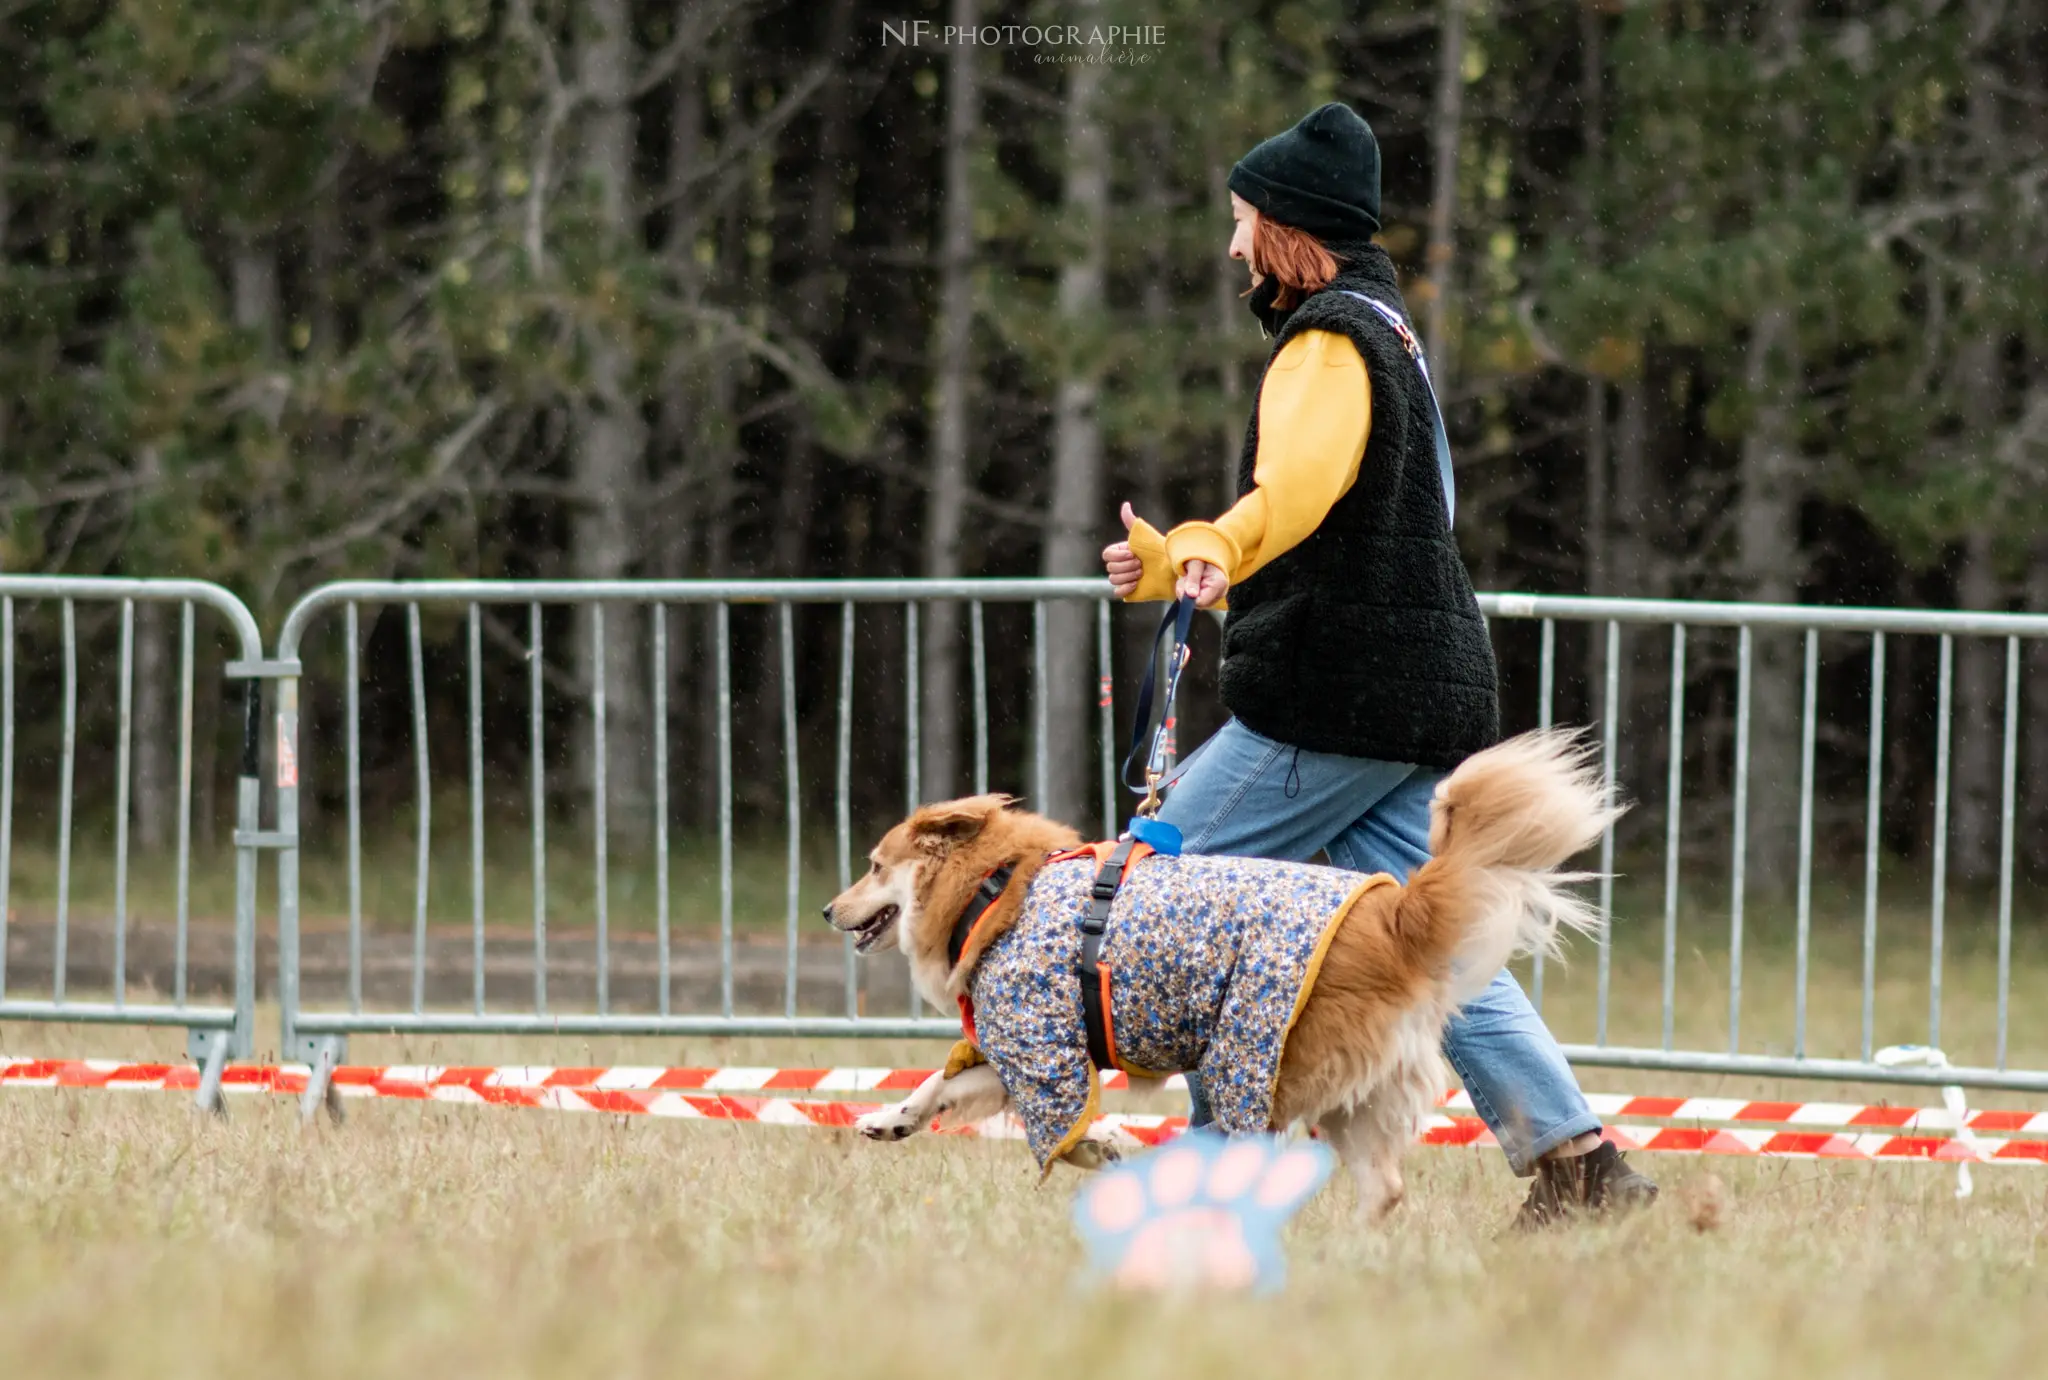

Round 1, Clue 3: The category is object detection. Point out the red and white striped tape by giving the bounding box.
[0,1058,935,1096]
[1573,1091,2048,1136]
[1418,1115,2048,1165]
[5,1057,2044,1165]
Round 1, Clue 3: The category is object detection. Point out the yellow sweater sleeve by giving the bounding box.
[1121,515,1181,603]
[1161,330,1371,587]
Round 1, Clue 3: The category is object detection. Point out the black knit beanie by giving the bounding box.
[1228,103,1382,239]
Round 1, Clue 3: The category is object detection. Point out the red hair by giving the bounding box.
[1248,214,1339,310]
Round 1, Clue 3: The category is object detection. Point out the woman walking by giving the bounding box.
[1103,103,1655,1228]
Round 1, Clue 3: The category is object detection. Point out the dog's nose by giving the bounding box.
[820,902,835,923]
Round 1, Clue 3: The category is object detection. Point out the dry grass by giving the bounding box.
[3,1017,2047,1379]
[5,842,2048,1377]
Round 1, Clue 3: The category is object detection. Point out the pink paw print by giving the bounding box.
[1073,1130,1333,1294]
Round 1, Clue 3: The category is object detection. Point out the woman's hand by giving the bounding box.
[1177,559,1229,609]
[1102,501,1145,598]
[1105,501,1229,607]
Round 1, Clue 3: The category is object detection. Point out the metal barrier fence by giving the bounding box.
[1484,593,2048,1097]
[10,577,2042,1113]
[268,579,2048,1109]
[270,579,1125,1111]
[0,576,273,1111]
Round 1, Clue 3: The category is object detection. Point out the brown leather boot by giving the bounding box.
[1511,1141,1659,1230]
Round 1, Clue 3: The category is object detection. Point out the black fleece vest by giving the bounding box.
[1219,247,1500,769]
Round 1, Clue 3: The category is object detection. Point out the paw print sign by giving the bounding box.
[1072,1130,1334,1294]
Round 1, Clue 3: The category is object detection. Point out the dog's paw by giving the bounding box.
[1062,1140,1123,1171]
[855,1104,926,1141]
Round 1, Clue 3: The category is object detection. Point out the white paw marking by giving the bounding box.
[855,1105,925,1142]
[1062,1139,1123,1171]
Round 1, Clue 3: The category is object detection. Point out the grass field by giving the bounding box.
[5,823,2048,1376]
[3,1029,2045,1379]
[5,984,2048,1379]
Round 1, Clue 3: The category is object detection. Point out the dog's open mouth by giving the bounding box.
[851,905,900,953]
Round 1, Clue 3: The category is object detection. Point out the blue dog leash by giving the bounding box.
[1119,597,1195,845]
[1069,597,1189,1012]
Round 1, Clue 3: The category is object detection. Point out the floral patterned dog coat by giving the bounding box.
[964,850,1393,1170]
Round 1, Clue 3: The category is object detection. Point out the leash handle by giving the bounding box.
[1121,597,1196,816]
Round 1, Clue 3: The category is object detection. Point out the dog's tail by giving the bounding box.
[1399,728,1624,1006]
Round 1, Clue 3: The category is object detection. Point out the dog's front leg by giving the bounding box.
[855,1068,948,1142]
[928,1061,1012,1128]
[855,1063,1010,1142]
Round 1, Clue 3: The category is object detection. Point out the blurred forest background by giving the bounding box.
[2,0,2046,899]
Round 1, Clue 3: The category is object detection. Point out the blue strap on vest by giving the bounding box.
[1338,290,1455,527]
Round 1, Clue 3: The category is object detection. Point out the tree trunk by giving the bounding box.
[229,230,280,356]
[2022,9,2048,871]
[689,153,749,825]
[1732,0,1807,894]
[1735,299,1804,893]
[2026,538,2048,870]
[695,432,736,830]
[130,442,172,852]
[772,0,855,581]
[131,599,171,853]
[1947,44,2012,883]
[0,122,11,457]
[1612,370,1655,598]
[1583,377,1613,773]
[656,17,706,828]
[2026,29,2048,865]
[227,230,287,828]
[1579,7,1660,806]
[657,26,704,458]
[1424,0,1466,370]
[1583,382,1609,599]
[570,0,652,839]
[1035,4,1111,829]
[919,0,979,803]
[1611,367,1662,796]
[1949,527,2003,881]
[1577,0,1608,604]
[310,167,344,359]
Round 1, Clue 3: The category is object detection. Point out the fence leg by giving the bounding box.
[299,1035,347,1127]
[192,1029,231,1120]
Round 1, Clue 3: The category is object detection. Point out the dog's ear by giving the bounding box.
[908,794,1017,849]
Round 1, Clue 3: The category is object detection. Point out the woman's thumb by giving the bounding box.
[1120,501,1136,532]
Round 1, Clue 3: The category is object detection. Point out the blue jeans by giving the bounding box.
[1157,719,1600,1175]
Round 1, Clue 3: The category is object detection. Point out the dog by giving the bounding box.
[822,729,1620,1214]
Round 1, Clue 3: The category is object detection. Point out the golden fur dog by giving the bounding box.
[823,728,1620,1214]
